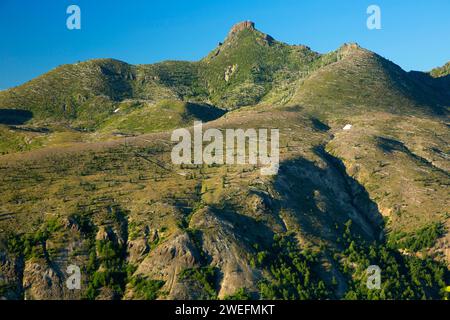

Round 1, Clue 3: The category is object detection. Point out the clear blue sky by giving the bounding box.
[1,0,449,90]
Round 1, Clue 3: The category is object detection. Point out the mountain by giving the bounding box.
[1,21,447,128]
[0,21,320,126]
[0,59,135,123]
[198,21,322,108]
[0,22,449,301]
[290,43,449,117]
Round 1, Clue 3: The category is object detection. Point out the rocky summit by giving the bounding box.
[229,21,256,35]
[0,21,449,300]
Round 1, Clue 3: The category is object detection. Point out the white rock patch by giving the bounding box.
[343,124,352,131]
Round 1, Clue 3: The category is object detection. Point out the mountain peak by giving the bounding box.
[338,42,363,54]
[228,21,255,36]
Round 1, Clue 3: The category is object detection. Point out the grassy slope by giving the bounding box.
[289,44,449,119]
[0,26,322,127]
[0,59,134,124]
[97,99,226,135]
[199,28,321,108]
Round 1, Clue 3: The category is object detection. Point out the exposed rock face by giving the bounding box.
[338,42,364,58]
[189,208,263,298]
[134,233,201,299]
[127,238,149,265]
[0,252,24,300]
[228,21,255,36]
[224,64,238,82]
[22,260,64,300]
[95,226,110,242]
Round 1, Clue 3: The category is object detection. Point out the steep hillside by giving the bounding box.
[199,21,321,108]
[0,59,135,124]
[134,61,208,101]
[290,44,449,118]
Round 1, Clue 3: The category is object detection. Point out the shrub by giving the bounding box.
[130,276,165,300]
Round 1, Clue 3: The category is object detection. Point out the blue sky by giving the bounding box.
[1,0,449,90]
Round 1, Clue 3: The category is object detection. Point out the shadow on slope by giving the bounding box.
[273,147,384,245]
[184,103,227,122]
[377,136,450,177]
[408,71,450,112]
[0,109,33,125]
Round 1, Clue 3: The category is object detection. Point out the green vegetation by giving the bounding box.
[98,100,225,135]
[5,217,63,260]
[129,276,165,300]
[290,44,447,118]
[179,267,218,299]
[389,222,445,252]
[257,234,331,300]
[84,207,129,299]
[0,126,43,154]
[223,288,252,300]
[0,59,133,124]
[199,28,321,108]
[430,61,450,78]
[339,220,448,300]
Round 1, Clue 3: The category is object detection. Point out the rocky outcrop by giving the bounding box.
[127,239,149,264]
[189,208,262,299]
[133,232,201,299]
[224,64,238,82]
[22,260,64,300]
[0,252,24,300]
[228,21,255,36]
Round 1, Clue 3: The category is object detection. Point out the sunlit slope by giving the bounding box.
[0,59,136,124]
[290,44,449,118]
[199,21,322,108]
[430,61,450,78]
[97,99,226,135]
